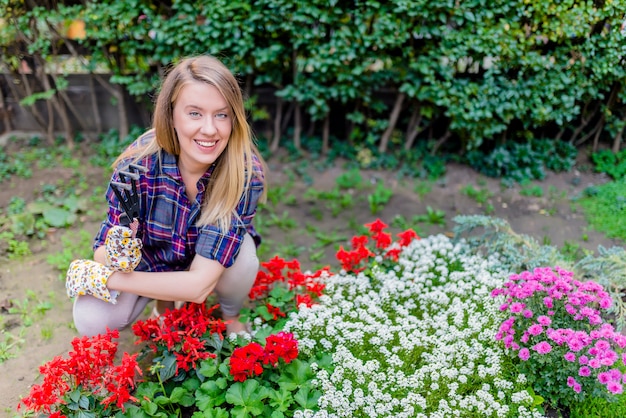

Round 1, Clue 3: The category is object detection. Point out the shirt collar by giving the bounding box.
[161,151,216,185]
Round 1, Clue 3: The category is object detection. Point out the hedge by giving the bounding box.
[1,0,625,157]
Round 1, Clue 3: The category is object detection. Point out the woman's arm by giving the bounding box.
[99,245,225,304]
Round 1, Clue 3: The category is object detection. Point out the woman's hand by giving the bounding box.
[105,225,142,272]
[66,259,118,303]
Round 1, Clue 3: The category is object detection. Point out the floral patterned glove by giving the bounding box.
[66,260,118,303]
[105,225,142,272]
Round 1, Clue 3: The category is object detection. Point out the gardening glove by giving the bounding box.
[105,224,142,272]
[66,259,118,304]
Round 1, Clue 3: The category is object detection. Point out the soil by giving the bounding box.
[0,144,622,417]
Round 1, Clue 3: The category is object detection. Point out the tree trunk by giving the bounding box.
[569,101,598,144]
[379,92,405,153]
[88,74,103,134]
[431,129,451,155]
[404,104,424,151]
[293,101,302,150]
[0,83,13,133]
[270,96,283,153]
[612,120,625,153]
[322,113,330,155]
[8,72,49,138]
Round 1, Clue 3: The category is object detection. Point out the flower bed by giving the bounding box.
[17,220,626,417]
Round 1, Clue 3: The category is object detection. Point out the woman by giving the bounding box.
[66,55,267,337]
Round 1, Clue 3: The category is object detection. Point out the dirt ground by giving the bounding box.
[0,150,622,416]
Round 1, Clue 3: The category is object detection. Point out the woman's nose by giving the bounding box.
[200,117,217,135]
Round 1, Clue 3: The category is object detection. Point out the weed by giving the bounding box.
[520,184,544,197]
[368,181,393,214]
[560,241,591,264]
[413,180,432,198]
[311,230,347,249]
[266,181,296,207]
[0,329,25,363]
[0,231,32,259]
[9,290,52,327]
[461,184,493,205]
[40,325,54,341]
[266,211,298,230]
[391,215,425,236]
[413,206,446,227]
[275,243,305,259]
[47,229,94,275]
[335,168,363,190]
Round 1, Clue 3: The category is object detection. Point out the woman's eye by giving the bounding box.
[189,111,201,117]
[216,113,228,119]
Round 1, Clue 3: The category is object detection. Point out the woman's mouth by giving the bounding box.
[195,139,217,148]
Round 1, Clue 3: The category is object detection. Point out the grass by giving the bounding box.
[577,179,626,242]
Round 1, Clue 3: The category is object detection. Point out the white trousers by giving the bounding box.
[73,233,259,336]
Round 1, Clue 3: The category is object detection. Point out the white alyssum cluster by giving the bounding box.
[286,234,545,418]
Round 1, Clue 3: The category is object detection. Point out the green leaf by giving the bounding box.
[159,352,178,381]
[294,386,321,410]
[42,207,72,227]
[196,380,227,410]
[170,386,195,407]
[78,394,91,410]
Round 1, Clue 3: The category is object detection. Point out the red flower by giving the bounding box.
[296,293,314,308]
[385,247,402,261]
[263,332,298,366]
[266,303,286,320]
[229,342,265,382]
[397,229,419,247]
[373,231,392,249]
[19,329,140,415]
[365,219,388,235]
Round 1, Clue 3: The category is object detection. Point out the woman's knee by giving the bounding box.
[72,293,149,336]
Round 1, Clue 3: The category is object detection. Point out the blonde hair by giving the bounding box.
[113,55,267,230]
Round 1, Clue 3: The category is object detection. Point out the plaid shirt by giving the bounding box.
[94,137,264,271]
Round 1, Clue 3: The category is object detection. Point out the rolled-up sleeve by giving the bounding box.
[196,163,264,268]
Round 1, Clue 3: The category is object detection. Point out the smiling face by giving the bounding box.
[172,80,232,174]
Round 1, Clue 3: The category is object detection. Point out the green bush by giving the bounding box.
[1,1,625,165]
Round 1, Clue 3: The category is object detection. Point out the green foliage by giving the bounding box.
[367,181,393,215]
[89,126,145,168]
[453,215,626,332]
[591,149,626,180]
[569,392,626,418]
[46,229,94,275]
[466,139,577,184]
[3,1,624,165]
[578,180,626,242]
[461,184,493,205]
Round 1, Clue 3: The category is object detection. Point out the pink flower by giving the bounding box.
[543,297,553,308]
[564,352,576,362]
[510,302,525,313]
[573,382,582,393]
[537,315,551,326]
[578,366,591,377]
[533,341,552,354]
[528,324,543,336]
[589,359,601,369]
[579,355,589,365]
[607,381,623,394]
[519,348,530,361]
[567,376,577,387]
[523,309,533,318]
[598,372,611,384]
